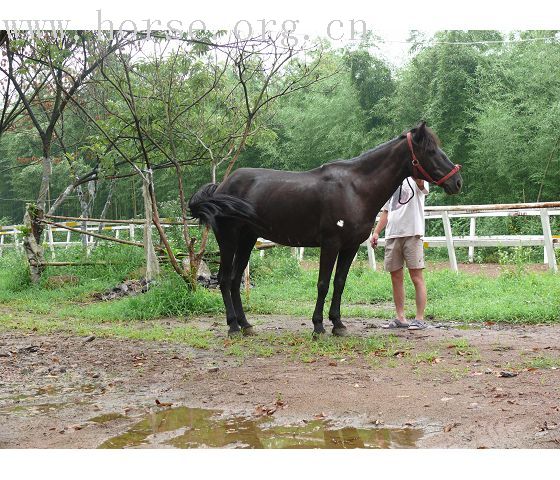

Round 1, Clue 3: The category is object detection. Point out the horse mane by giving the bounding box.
[324,124,441,168]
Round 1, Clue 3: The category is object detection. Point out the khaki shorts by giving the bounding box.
[384,235,425,272]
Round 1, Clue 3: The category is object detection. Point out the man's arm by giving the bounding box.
[370,210,388,248]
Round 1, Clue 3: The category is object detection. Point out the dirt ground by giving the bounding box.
[1,315,559,449]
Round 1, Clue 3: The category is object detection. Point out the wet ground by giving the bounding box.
[1,316,559,448]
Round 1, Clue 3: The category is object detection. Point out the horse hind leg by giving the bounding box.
[311,245,339,336]
[328,244,360,336]
[230,231,257,336]
[215,222,242,336]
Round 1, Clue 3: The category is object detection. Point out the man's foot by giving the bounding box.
[408,320,428,330]
[382,319,410,329]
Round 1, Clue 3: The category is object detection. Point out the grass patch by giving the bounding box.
[415,349,440,364]
[445,338,481,360]
[1,246,559,327]
[223,331,401,363]
[525,356,560,370]
[248,259,560,324]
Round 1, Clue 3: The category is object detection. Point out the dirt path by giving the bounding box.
[1,316,559,448]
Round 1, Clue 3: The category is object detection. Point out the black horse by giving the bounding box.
[189,122,463,336]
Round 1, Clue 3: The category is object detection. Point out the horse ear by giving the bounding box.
[413,121,427,142]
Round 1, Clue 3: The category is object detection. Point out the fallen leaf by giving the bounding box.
[443,422,460,433]
[254,405,277,416]
[155,399,173,408]
[314,412,326,420]
[328,361,337,367]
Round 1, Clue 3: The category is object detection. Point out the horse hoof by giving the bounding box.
[241,326,256,336]
[332,327,348,337]
[228,328,242,337]
[312,327,326,339]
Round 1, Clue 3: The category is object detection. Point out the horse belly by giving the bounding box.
[257,205,322,247]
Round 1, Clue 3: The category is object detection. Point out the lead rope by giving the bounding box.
[397,177,415,205]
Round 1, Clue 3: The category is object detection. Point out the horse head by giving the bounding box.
[406,121,463,195]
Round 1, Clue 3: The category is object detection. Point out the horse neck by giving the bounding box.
[352,138,412,216]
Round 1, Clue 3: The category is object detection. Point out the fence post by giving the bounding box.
[442,210,458,273]
[65,229,71,249]
[13,231,21,252]
[47,225,55,259]
[468,217,476,263]
[129,223,135,240]
[292,247,304,263]
[0,234,4,257]
[540,208,557,273]
[366,238,376,270]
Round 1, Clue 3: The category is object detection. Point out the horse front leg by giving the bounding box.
[311,246,338,336]
[328,244,360,336]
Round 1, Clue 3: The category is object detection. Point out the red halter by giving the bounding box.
[406,132,461,186]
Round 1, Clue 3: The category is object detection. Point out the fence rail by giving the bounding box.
[1,202,559,273]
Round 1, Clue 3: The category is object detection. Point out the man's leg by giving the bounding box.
[408,268,426,320]
[390,268,406,321]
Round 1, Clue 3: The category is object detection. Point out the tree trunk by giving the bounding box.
[96,179,116,239]
[76,184,89,248]
[22,204,45,284]
[142,175,160,281]
[37,156,52,212]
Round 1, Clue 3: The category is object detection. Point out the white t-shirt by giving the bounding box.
[382,177,429,239]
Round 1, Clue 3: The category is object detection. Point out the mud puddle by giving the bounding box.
[99,406,423,449]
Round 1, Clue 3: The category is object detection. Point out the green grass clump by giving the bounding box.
[223,331,401,363]
[74,277,223,321]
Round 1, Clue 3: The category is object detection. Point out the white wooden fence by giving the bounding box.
[1,202,559,273]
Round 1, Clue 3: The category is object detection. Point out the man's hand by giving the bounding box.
[370,232,379,248]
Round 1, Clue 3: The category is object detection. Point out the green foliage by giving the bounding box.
[249,247,302,282]
[0,252,31,292]
[2,30,560,227]
[78,277,223,321]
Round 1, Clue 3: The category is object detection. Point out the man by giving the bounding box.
[370,177,429,330]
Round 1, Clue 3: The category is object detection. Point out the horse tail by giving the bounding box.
[188,183,262,232]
